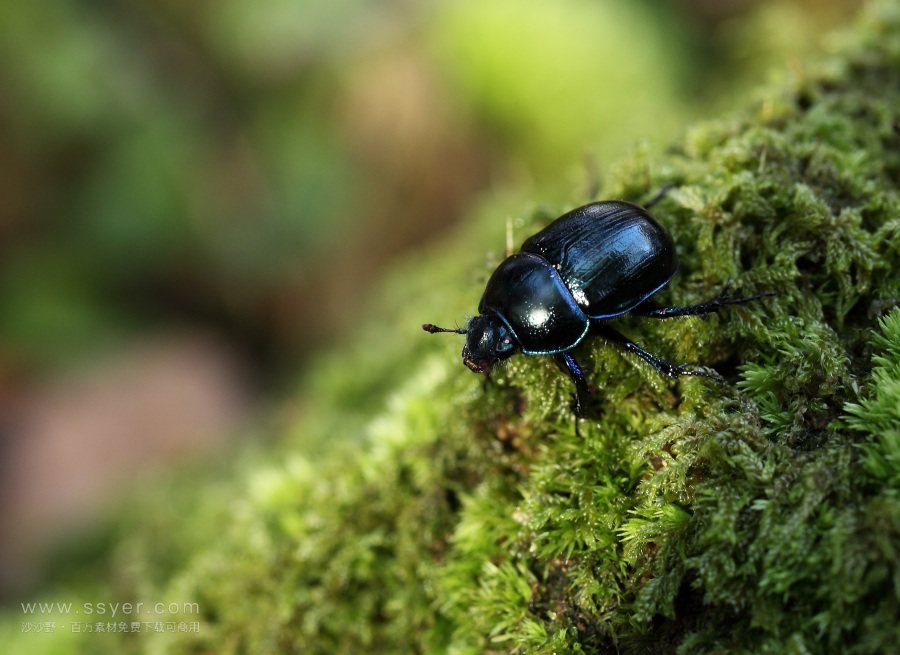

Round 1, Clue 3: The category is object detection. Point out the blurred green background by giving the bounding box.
[0,0,857,597]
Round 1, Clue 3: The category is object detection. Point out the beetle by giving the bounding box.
[423,197,773,414]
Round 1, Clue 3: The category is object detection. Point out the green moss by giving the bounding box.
[6,3,900,654]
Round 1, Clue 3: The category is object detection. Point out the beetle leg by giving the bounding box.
[596,326,724,382]
[633,281,775,319]
[642,182,676,210]
[554,352,595,418]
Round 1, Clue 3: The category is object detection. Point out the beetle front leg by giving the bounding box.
[596,326,724,382]
[554,352,596,418]
[633,280,775,319]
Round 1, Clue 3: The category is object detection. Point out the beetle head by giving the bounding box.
[422,315,517,374]
[461,314,516,373]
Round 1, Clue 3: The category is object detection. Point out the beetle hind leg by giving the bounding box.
[633,280,776,319]
[597,326,724,382]
[642,182,676,210]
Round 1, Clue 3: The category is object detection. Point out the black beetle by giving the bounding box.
[423,197,773,414]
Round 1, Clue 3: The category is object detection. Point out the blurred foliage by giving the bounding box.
[429,0,692,180]
[0,0,858,380]
[3,2,898,652]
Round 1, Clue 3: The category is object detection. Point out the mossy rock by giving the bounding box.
[6,3,900,654]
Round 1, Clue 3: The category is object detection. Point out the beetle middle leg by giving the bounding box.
[633,280,775,319]
[595,325,724,382]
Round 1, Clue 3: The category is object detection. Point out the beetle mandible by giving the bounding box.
[423,196,773,414]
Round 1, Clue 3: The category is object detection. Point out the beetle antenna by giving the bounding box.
[423,323,466,335]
